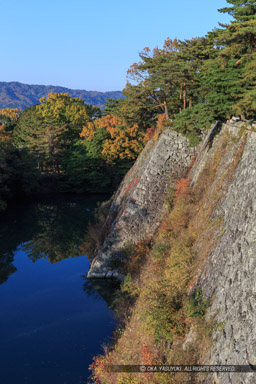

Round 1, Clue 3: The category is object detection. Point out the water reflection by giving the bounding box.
[83,277,120,308]
[0,194,118,384]
[0,252,16,284]
[0,195,106,284]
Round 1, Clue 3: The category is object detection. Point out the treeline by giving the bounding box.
[1,0,255,210]
[105,0,255,147]
[0,94,145,210]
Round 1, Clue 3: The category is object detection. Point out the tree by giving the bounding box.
[0,123,39,209]
[14,105,45,170]
[126,39,183,121]
[0,108,21,132]
[14,93,93,174]
[177,37,216,109]
[61,129,111,192]
[80,114,145,165]
[233,51,256,116]
[215,1,256,118]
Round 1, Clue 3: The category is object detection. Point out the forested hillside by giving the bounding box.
[0,82,124,110]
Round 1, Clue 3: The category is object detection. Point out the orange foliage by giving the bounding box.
[90,354,115,384]
[0,125,12,143]
[163,37,179,52]
[103,121,143,163]
[141,345,156,384]
[175,178,190,198]
[145,127,156,140]
[81,114,144,163]
[80,114,123,142]
[80,121,96,141]
[157,113,167,130]
[141,345,155,365]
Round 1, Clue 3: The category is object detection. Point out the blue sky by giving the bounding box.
[1,0,231,92]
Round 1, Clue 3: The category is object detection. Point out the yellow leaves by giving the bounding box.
[80,114,145,164]
[0,109,19,146]
[126,62,139,75]
[0,108,21,122]
[80,114,122,142]
[0,125,12,144]
[36,93,89,125]
[102,122,143,163]
[163,37,179,52]
[80,122,95,141]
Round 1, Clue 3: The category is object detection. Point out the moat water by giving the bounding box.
[0,195,117,384]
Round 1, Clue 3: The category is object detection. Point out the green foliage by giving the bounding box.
[144,286,186,343]
[121,274,140,298]
[233,51,256,117]
[2,0,256,210]
[219,0,256,23]
[173,104,215,145]
[152,238,171,261]
[111,274,139,323]
[0,251,16,284]
[12,94,121,194]
[214,1,256,118]
[14,94,95,176]
[116,1,256,142]
[200,57,244,118]
[61,129,111,193]
[186,290,209,318]
[0,124,39,208]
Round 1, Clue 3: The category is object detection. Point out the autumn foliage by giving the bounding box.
[175,177,190,198]
[81,114,145,164]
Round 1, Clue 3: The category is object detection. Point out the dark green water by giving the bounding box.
[0,195,117,384]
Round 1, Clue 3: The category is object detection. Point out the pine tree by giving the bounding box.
[217,0,256,117]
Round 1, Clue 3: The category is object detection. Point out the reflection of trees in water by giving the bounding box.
[0,251,16,285]
[82,276,120,309]
[0,196,100,284]
[22,202,88,263]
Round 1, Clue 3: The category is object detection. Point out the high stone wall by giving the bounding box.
[87,127,198,278]
[87,118,256,384]
[191,122,256,384]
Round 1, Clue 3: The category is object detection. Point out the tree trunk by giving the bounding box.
[163,93,170,120]
[183,82,186,110]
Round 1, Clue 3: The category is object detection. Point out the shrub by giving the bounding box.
[80,197,113,259]
[186,290,209,318]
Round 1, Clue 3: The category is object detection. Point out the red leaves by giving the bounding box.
[175,178,190,198]
[146,127,156,140]
[142,345,154,365]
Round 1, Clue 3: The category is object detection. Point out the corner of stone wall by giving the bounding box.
[183,119,256,384]
[88,127,199,279]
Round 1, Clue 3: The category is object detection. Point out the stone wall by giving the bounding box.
[87,128,197,278]
[87,117,256,384]
[189,120,256,384]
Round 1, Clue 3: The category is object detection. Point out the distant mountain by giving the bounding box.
[0,81,124,110]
